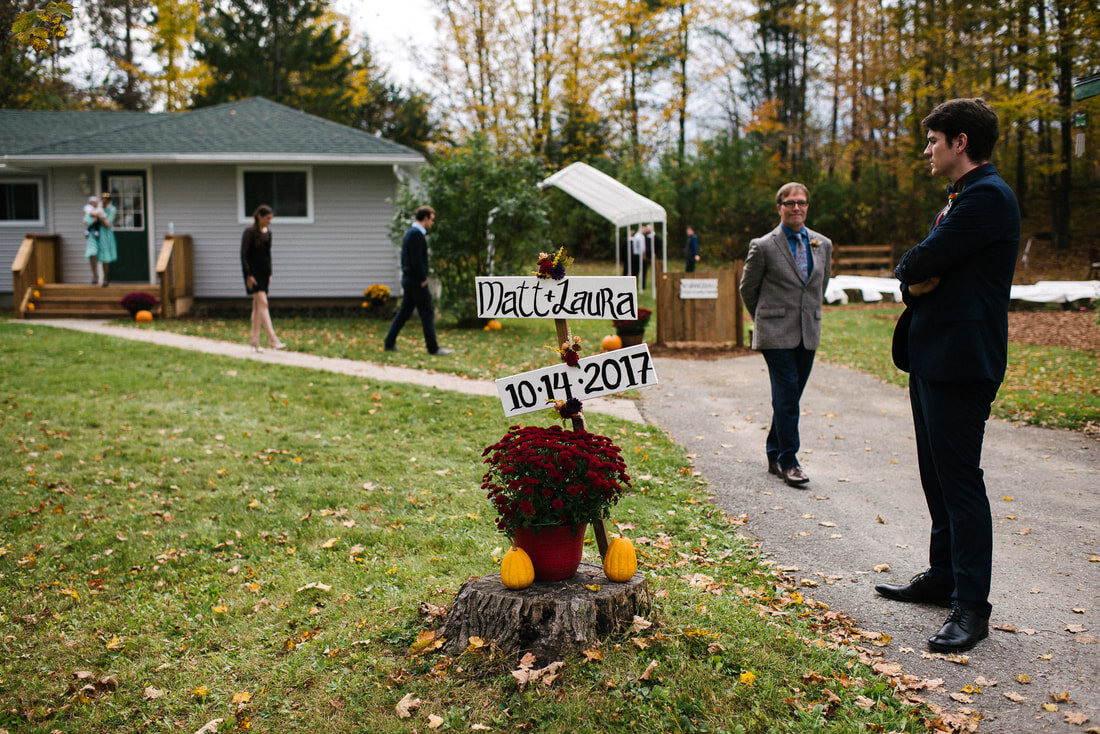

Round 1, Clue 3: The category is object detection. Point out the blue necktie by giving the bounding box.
[792,233,808,281]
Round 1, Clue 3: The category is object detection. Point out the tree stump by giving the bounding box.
[440,562,650,663]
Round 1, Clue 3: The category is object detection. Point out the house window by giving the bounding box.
[107,174,145,230]
[239,168,312,222]
[0,181,43,225]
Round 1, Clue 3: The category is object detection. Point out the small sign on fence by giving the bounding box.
[678,279,719,300]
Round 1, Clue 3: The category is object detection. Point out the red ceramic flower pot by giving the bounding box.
[512,523,587,581]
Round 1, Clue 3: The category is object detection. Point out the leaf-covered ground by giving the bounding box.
[1007,309,1100,351]
[0,323,936,733]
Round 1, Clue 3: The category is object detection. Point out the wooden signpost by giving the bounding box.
[476,272,660,556]
[441,264,657,661]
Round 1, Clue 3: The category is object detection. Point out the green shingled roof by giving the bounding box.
[0,97,422,162]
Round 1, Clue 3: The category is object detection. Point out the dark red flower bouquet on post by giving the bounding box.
[482,425,631,536]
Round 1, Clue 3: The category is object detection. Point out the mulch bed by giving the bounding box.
[1008,310,1100,351]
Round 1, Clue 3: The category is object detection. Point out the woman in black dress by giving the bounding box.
[241,204,285,351]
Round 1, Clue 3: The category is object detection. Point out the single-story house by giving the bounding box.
[1,97,425,309]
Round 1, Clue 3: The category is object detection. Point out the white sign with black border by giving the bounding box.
[476,276,638,320]
[495,343,658,417]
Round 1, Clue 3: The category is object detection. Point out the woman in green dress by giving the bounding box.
[84,192,118,286]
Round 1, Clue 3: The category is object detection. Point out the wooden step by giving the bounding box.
[23,282,157,319]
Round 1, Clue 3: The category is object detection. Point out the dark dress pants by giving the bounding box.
[762,344,815,470]
[685,255,696,273]
[909,375,999,619]
[384,280,439,353]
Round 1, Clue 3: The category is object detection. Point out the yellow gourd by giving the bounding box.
[135,310,154,323]
[500,546,535,589]
[603,537,637,582]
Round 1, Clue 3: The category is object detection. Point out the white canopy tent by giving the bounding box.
[539,162,667,295]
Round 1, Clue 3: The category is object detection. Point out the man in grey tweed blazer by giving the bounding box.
[739,182,833,488]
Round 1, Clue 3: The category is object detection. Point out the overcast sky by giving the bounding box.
[336,0,436,89]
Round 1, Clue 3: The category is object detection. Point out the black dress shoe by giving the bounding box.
[782,464,809,487]
[875,570,953,606]
[768,460,781,476]
[928,604,989,653]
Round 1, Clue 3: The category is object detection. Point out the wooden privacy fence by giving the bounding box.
[654,261,744,346]
[832,244,896,274]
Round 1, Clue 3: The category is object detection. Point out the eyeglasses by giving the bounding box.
[780,199,809,208]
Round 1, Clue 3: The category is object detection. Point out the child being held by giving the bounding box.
[83,196,104,238]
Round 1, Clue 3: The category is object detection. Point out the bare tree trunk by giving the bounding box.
[1051,0,1074,250]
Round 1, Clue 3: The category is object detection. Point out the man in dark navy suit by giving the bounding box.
[877,98,1019,653]
[384,205,453,355]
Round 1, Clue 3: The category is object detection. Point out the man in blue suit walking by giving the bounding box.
[877,98,1019,653]
[384,205,453,356]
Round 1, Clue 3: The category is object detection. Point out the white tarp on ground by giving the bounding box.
[825,276,1099,305]
[825,275,903,304]
[1007,281,1100,303]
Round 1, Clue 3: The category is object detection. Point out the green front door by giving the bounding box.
[101,171,149,283]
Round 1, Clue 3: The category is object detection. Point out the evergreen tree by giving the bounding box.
[86,0,150,110]
[193,0,356,122]
[389,134,550,324]
[351,46,436,154]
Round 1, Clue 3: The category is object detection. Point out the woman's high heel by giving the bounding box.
[250,340,262,353]
[272,341,287,350]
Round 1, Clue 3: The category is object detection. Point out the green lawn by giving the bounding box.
[0,322,929,733]
[140,299,1098,432]
[818,304,1100,432]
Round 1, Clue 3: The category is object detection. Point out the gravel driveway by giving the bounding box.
[641,354,1100,734]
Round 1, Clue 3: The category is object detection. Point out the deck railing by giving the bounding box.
[155,234,194,318]
[11,234,61,317]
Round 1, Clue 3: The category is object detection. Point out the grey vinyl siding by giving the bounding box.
[152,164,401,298]
[3,163,403,297]
[51,167,95,287]
[0,168,55,294]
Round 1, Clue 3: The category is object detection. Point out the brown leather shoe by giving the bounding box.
[783,465,809,487]
[768,460,782,476]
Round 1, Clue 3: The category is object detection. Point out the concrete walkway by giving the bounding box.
[27,319,645,424]
[27,319,1100,732]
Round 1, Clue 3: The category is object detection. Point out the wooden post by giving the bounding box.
[554,317,610,558]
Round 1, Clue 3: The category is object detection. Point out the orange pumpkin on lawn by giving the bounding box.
[135,310,154,323]
[601,334,622,352]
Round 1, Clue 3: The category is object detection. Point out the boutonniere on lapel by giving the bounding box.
[944,184,962,214]
[809,239,820,250]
